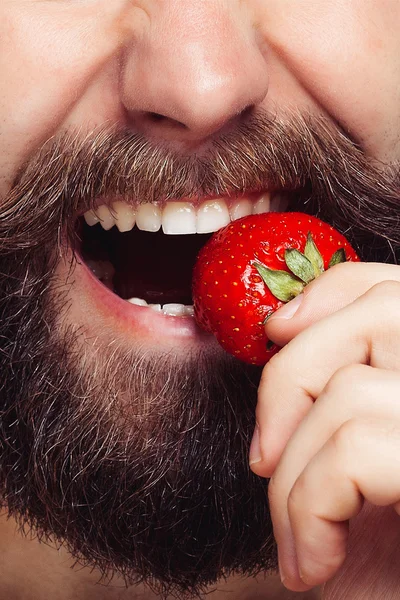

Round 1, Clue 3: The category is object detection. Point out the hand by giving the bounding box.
[249,262,400,593]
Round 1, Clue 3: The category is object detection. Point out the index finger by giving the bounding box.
[267,262,400,346]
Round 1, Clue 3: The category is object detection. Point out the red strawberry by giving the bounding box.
[192,212,360,365]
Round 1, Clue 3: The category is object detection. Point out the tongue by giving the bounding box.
[107,228,211,305]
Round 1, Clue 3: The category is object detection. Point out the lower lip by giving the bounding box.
[71,250,214,344]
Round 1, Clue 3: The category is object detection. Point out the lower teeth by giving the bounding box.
[127,298,194,317]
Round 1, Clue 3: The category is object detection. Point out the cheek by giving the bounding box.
[259,0,400,160]
[0,1,134,196]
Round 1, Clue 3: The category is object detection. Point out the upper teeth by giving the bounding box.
[83,192,288,235]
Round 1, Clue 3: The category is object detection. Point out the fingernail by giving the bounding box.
[249,424,261,465]
[270,293,304,321]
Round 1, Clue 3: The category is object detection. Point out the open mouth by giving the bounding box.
[75,191,290,326]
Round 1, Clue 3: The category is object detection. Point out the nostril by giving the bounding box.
[147,112,188,129]
[239,104,255,120]
[149,112,166,122]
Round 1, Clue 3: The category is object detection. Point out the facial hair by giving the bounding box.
[0,112,399,598]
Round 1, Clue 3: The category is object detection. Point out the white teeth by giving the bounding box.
[270,193,289,212]
[163,304,194,317]
[113,200,136,232]
[253,193,271,215]
[128,297,148,307]
[83,192,288,235]
[230,198,253,221]
[197,199,230,234]
[162,303,188,316]
[162,202,197,235]
[136,203,162,232]
[96,205,116,230]
[84,210,100,226]
[149,304,162,312]
[126,298,194,317]
[183,305,195,317]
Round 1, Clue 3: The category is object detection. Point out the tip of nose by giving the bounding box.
[121,10,269,143]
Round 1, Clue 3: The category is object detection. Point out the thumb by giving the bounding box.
[265,262,400,346]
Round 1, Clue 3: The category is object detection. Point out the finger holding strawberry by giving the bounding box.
[249,261,400,595]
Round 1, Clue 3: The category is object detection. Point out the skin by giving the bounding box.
[1,0,400,598]
[252,266,400,596]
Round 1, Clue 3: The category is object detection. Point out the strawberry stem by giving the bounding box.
[284,248,315,284]
[254,232,347,305]
[304,232,325,277]
[329,248,346,267]
[254,262,305,303]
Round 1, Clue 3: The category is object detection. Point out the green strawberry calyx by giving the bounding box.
[253,232,346,312]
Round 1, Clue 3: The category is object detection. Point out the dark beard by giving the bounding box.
[0,112,399,598]
[0,256,272,597]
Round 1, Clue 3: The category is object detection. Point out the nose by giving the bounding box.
[121,2,269,142]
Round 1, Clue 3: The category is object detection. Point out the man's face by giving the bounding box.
[0,1,399,597]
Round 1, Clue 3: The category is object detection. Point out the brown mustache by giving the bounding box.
[1,112,399,261]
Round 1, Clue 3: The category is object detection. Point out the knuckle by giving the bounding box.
[332,418,365,458]
[366,280,400,313]
[362,281,400,341]
[326,364,371,396]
